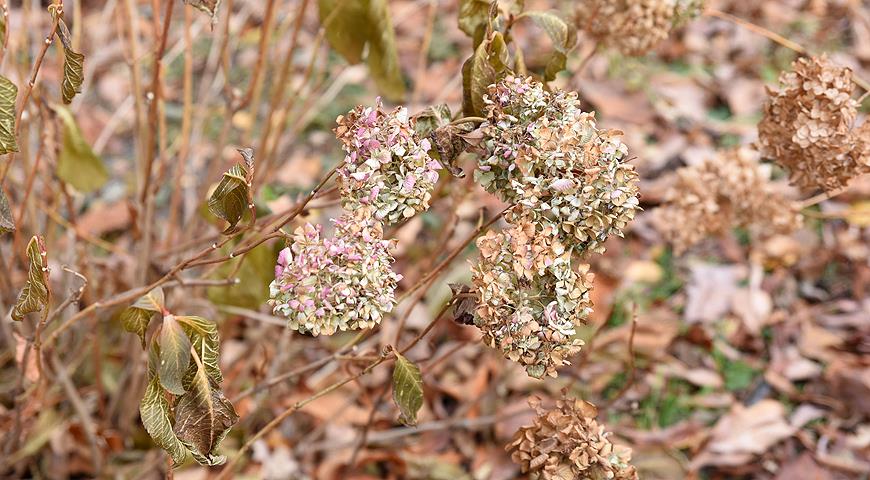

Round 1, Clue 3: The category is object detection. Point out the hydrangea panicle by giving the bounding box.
[334,99,442,225]
[656,148,802,253]
[507,393,638,480]
[478,76,640,255]
[269,208,402,336]
[758,55,870,192]
[471,222,594,379]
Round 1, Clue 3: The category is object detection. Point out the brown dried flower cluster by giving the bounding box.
[656,148,802,253]
[471,222,594,379]
[577,0,704,56]
[507,394,638,480]
[758,55,870,192]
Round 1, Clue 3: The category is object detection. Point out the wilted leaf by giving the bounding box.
[458,0,493,46]
[318,0,405,101]
[844,201,870,227]
[157,315,192,395]
[462,31,510,117]
[207,242,279,309]
[12,236,50,321]
[52,104,109,193]
[184,0,221,22]
[517,11,576,81]
[449,283,477,325]
[121,287,166,348]
[55,20,84,104]
[207,160,250,234]
[413,104,452,137]
[177,315,222,384]
[0,74,18,155]
[140,372,189,466]
[0,188,14,234]
[174,350,238,466]
[392,353,424,426]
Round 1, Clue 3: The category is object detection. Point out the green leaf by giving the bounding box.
[0,188,14,234]
[207,159,250,234]
[174,350,238,466]
[517,11,576,81]
[157,315,192,395]
[462,31,511,117]
[392,353,424,426]
[140,372,189,466]
[120,288,165,348]
[458,0,493,46]
[12,236,50,321]
[0,74,19,155]
[207,242,280,310]
[177,315,222,384]
[184,0,221,23]
[51,104,109,193]
[318,0,405,101]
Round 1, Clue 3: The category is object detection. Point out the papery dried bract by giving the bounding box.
[758,55,869,192]
[334,101,441,225]
[656,148,802,253]
[269,208,402,335]
[471,223,593,378]
[507,393,638,480]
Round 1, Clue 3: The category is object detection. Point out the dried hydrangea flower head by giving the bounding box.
[334,100,442,225]
[656,148,803,253]
[507,394,638,480]
[478,76,640,255]
[269,208,402,336]
[471,222,593,379]
[577,0,704,56]
[758,55,870,192]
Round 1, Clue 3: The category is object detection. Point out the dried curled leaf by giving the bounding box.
[392,353,424,426]
[207,158,250,234]
[184,0,221,23]
[0,188,14,234]
[121,287,165,348]
[157,315,192,395]
[174,349,238,465]
[140,371,189,466]
[12,236,50,321]
[55,19,85,104]
[52,104,109,193]
[458,0,494,45]
[318,0,406,101]
[462,31,511,117]
[0,74,19,155]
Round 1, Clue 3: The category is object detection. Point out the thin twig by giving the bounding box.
[602,306,639,410]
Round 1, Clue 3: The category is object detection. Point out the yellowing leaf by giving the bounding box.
[121,287,166,348]
[12,236,50,321]
[318,0,406,101]
[0,74,19,155]
[140,372,189,466]
[177,315,222,384]
[207,152,251,234]
[55,19,85,104]
[458,0,494,46]
[174,349,238,466]
[392,353,424,426]
[157,315,192,395]
[207,242,279,310]
[0,188,14,234]
[844,201,870,227]
[517,11,576,81]
[462,31,510,117]
[52,104,109,193]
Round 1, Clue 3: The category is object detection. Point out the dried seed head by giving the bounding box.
[478,76,641,255]
[758,55,869,192]
[656,148,803,253]
[470,221,594,379]
[507,393,638,480]
[269,208,402,335]
[577,0,704,56]
[335,100,442,225]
